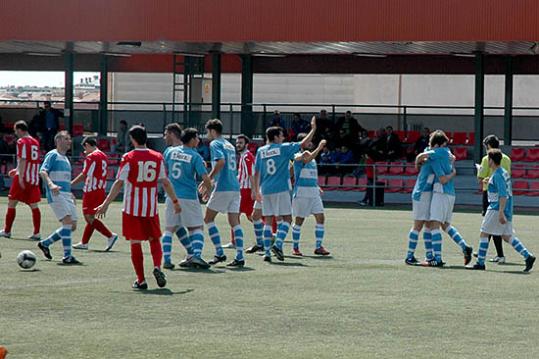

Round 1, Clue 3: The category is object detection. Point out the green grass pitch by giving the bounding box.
[1,198,538,358]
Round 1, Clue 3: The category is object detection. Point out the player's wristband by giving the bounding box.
[172,199,179,204]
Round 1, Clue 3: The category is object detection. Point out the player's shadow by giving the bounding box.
[56,262,86,266]
[90,250,119,253]
[137,288,194,296]
[20,268,41,272]
[175,268,225,274]
[271,262,308,267]
[224,266,255,272]
[496,262,523,267]
[302,255,334,260]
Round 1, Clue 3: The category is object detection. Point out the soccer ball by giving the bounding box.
[17,250,37,269]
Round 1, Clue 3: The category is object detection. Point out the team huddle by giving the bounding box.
[406,130,535,272]
[1,117,330,289]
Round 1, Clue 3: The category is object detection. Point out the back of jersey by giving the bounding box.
[255,142,300,195]
[430,147,455,195]
[165,145,207,200]
[17,136,41,185]
[210,137,239,192]
[83,150,108,192]
[293,157,319,197]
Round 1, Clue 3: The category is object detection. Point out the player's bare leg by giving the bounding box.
[0,199,19,238]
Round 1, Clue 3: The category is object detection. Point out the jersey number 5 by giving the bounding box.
[136,161,157,182]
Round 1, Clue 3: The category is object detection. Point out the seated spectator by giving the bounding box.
[352,129,372,160]
[414,127,430,155]
[197,139,211,162]
[368,128,387,162]
[385,125,402,161]
[335,145,355,175]
[319,146,338,175]
[290,113,310,141]
[336,111,365,147]
[116,120,128,153]
[269,110,283,127]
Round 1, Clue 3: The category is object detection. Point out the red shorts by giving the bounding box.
[240,188,255,215]
[122,212,162,241]
[8,177,41,204]
[82,190,106,215]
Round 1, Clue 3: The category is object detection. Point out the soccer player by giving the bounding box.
[476,135,511,263]
[416,131,473,267]
[71,136,118,251]
[469,149,535,272]
[95,125,181,289]
[200,119,246,267]
[291,136,330,256]
[36,131,81,264]
[162,125,212,270]
[253,116,317,262]
[0,121,41,240]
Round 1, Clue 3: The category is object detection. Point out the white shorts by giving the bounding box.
[429,192,455,224]
[165,197,182,228]
[412,192,432,221]
[207,191,240,214]
[480,209,514,236]
[180,199,204,228]
[262,191,292,217]
[49,192,78,222]
[292,196,324,218]
[253,200,262,210]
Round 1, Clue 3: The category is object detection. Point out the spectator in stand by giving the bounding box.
[415,127,430,155]
[0,115,9,155]
[335,145,355,175]
[368,128,387,162]
[385,125,402,161]
[116,120,129,153]
[38,101,64,151]
[0,115,9,134]
[196,138,211,162]
[319,146,337,175]
[314,109,334,146]
[269,110,283,127]
[358,154,375,206]
[336,111,365,147]
[290,113,310,141]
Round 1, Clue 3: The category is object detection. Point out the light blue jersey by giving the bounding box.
[488,167,513,221]
[164,145,207,200]
[255,142,301,195]
[429,147,456,196]
[40,149,72,203]
[293,156,319,198]
[210,137,239,192]
[412,149,435,201]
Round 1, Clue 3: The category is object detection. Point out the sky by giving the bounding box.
[0,71,99,87]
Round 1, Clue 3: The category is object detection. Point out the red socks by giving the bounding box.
[4,207,15,233]
[92,219,113,238]
[130,242,145,283]
[149,239,163,268]
[81,224,94,245]
[31,207,40,235]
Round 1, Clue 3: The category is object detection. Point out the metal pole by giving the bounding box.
[64,50,74,136]
[240,54,253,136]
[211,53,222,119]
[474,52,485,163]
[98,54,108,136]
[504,56,513,146]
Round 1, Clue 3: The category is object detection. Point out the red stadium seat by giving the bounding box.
[452,132,468,145]
[511,148,526,162]
[342,176,358,191]
[453,147,468,160]
[525,169,539,179]
[529,182,539,196]
[403,179,416,193]
[526,148,539,162]
[405,131,420,144]
[404,165,418,176]
[388,164,404,175]
[512,169,526,178]
[326,176,342,191]
[73,124,84,137]
[317,176,326,187]
[513,180,529,195]
[386,179,403,193]
[468,132,475,145]
[375,162,388,175]
[97,138,111,152]
[395,130,406,142]
[357,177,367,191]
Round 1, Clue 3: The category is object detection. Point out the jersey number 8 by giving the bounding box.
[266,159,276,175]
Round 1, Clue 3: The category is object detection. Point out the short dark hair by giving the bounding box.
[483,135,500,149]
[44,101,51,107]
[129,125,147,146]
[236,134,250,144]
[165,123,182,139]
[81,136,97,147]
[429,130,449,147]
[386,125,393,131]
[14,120,28,132]
[266,126,283,142]
[488,148,503,165]
[205,119,223,134]
[181,128,199,144]
[120,120,127,126]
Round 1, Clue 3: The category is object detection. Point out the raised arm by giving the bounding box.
[302,139,327,163]
[299,116,318,149]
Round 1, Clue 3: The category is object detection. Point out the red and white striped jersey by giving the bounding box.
[82,149,108,193]
[117,148,166,217]
[238,150,254,189]
[16,136,40,186]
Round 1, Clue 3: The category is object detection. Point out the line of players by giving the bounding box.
[405,130,535,272]
[0,118,330,289]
